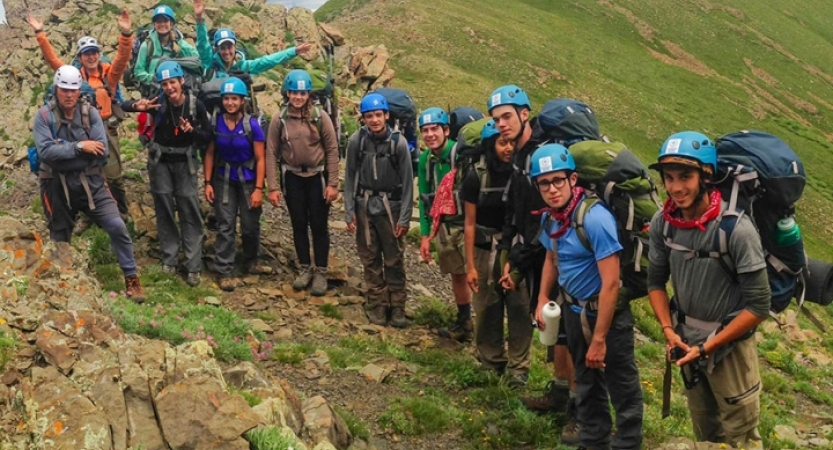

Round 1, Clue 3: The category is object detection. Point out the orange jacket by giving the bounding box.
[37,32,132,120]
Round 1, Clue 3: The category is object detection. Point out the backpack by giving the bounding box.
[124,26,187,95]
[45,80,98,109]
[352,128,404,203]
[546,140,661,299]
[71,55,125,104]
[536,98,601,145]
[664,131,808,314]
[159,55,205,95]
[371,88,418,176]
[449,106,485,142]
[212,113,258,204]
[31,97,95,174]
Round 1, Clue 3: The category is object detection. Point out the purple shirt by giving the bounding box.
[214,116,264,182]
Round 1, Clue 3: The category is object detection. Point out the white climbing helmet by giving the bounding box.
[76,36,101,55]
[53,65,83,90]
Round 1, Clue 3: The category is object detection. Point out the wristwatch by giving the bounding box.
[698,343,709,361]
[75,142,84,151]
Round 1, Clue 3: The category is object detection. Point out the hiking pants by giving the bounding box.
[685,337,762,446]
[471,246,532,375]
[355,207,406,309]
[284,172,330,268]
[148,160,204,273]
[103,127,128,215]
[212,178,262,277]
[40,173,137,277]
[564,305,643,450]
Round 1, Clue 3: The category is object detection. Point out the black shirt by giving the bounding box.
[460,166,510,231]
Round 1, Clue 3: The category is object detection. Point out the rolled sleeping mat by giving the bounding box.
[804,258,833,306]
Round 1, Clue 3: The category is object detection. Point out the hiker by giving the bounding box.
[27,10,132,218]
[203,77,267,292]
[531,143,644,450]
[489,85,576,420]
[193,0,311,81]
[33,65,144,302]
[344,93,413,327]
[647,132,770,447]
[265,69,339,296]
[462,119,532,386]
[416,107,472,342]
[131,5,198,92]
[121,61,211,287]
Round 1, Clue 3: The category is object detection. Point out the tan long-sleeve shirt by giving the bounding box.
[265,106,339,191]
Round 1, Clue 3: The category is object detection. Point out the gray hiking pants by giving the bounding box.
[356,207,407,309]
[40,172,137,277]
[148,160,204,273]
[212,179,262,276]
[471,247,532,376]
[564,304,644,450]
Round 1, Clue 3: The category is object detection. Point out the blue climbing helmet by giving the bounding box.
[221,77,248,97]
[480,119,500,141]
[487,85,531,113]
[156,61,183,82]
[529,143,575,179]
[283,69,313,93]
[152,5,176,22]
[213,28,237,47]
[360,93,389,114]
[649,131,717,178]
[418,107,449,128]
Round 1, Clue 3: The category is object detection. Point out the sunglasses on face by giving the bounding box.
[535,176,569,191]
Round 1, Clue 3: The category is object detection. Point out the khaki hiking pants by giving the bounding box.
[103,127,128,215]
[356,208,407,309]
[685,336,762,446]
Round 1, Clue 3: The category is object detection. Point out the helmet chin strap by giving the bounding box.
[512,106,528,148]
[556,178,576,212]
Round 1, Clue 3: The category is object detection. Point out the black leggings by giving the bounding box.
[283,171,331,267]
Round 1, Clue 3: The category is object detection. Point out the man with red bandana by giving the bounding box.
[647,131,770,448]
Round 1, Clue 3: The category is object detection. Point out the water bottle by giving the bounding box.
[776,217,801,247]
[539,301,562,346]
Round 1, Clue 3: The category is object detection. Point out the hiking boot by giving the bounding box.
[246,263,274,275]
[292,265,313,291]
[506,373,529,390]
[219,276,237,292]
[186,272,201,287]
[437,318,473,342]
[522,380,571,413]
[310,268,328,297]
[125,275,145,303]
[161,264,177,275]
[561,397,581,446]
[389,307,409,328]
[366,305,387,326]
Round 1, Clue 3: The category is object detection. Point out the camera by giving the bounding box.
[669,347,686,362]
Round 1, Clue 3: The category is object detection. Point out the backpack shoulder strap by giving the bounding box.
[312,106,323,137]
[712,209,740,282]
[573,196,601,252]
[390,131,401,172]
[80,100,92,137]
[189,93,197,118]
[242,113,253,147]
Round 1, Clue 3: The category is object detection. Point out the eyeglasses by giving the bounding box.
[535,176,569,191]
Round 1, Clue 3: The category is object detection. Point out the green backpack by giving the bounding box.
[567,140,661,298]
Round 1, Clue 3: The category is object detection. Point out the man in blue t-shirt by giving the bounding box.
[530,144,643,450]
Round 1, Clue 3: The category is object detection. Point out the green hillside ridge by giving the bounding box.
[314,0,833,448]
[319,0,833,259]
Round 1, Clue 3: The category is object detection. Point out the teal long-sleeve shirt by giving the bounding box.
[418,139,455,236]
[133,29,199,85]
[195,22,299,80]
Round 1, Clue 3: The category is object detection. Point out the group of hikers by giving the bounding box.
[28,2,790,449]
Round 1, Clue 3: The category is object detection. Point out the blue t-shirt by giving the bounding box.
[539,201,622,301]
[214,116,265,182]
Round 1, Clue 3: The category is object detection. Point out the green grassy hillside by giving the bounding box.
[316,1,833,448]
[319,0,833,259]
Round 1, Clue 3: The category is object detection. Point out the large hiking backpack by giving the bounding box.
[710,131,807,313]
[565,140,661,298]
[449,106,485,142]
[199,71,262,120]
[371,88,418,176]
[124,26,187,95]
[536,98,601,145]
[71,56,125,104]
[45,80,98,109]
[30,93,96,174]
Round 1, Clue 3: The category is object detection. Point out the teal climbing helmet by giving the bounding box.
[283,69,313,93]
[418,107,449,128]
[480,119,500,141]
[213,28,237,47]
[221,77,248,97]
[360,93,389,114]
[156,61,183,82]
[152,5,175,22]
[649,131,717,177]
[487,85,531,113]
[529,143,575,178]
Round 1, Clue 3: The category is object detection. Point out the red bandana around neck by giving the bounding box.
[533,186,585,239]
[662,189,723,231]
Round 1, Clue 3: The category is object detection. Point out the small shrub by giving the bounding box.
[245,425,302,450]
[379,397,451,435]
[333,405,370,440]
[319,304,343,320]
[84,226,117,266]
[231,388,262,408]
[271,342,315,365]
[0,330,16,373]
[412,297,455,329]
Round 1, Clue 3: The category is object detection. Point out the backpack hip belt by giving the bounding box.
[40,164,102,212]
[356,185,403,202]
[148,141,198,175]
[280,164,327,200]
[562,289,600,345]
[358,187,403,247]
[216,156,256,205]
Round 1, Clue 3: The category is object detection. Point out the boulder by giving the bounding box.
[319,22,346,46]
[287,7,322,61]
[303,396,352,450]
